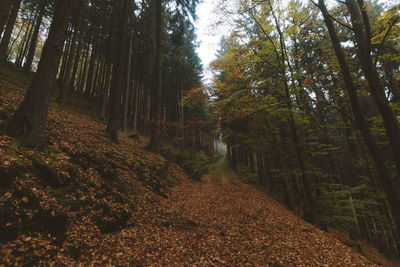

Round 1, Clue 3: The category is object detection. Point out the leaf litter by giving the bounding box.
[0,73,379,266]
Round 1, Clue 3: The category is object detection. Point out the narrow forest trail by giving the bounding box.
[111,173,378,266]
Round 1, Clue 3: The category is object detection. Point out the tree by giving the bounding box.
[106,0,130,143]
[8,0,75,149]
[0,0,13,36]
[23,0,47,72]
[147,0,163,151]
[211,0,400,257]
[316,0,400,247]
[0,0,21,66]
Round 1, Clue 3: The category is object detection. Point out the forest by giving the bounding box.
[0,0,399,265]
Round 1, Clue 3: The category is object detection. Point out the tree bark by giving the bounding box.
[16,12,36,66]
[106,0,129,142]
[0,0,21,66]
[123,26,133,131]
[23,0,46,72]
[0,0,13,36]
[84,37,97,99]
[57,4,82,104]
[147,0,163,151]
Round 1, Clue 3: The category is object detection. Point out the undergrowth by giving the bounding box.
[161,145,215,180]
[209,157,237,184]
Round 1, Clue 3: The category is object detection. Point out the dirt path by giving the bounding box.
[96,175,377,266]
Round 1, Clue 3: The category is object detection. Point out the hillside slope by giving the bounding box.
[0,65,380,265]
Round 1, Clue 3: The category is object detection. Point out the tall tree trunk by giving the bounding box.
[8,0,74,149]
[23,0,46,72]
[7,18,24,59]
[0,0,13,36]
[106,0,129,142]
[16,12,36,66]
[58,26,73,80]
[346,0,400,178]
[57,7,81,104]
[318,0,400,240]
[70,32,82,90]
[84,37,97,99]
[78,43,89,94]
[100,60,110,121]
[0,0,20,66]
[123,27,133,131]
[260,0,316,223]
[147,0,163,151]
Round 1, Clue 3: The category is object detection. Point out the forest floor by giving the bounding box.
[0,64,394,265]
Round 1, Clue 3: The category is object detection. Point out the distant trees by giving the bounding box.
[212,0,400,259]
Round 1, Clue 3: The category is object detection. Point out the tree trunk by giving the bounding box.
[16,12,35,66]
[84,37,97,99]
[23,0,46,72]
[7,18,24,59]
[106,0,129,142]
[0,0,21,66]
[318,0,400,239]
[0,0,13,36]
[8,0,74,149]
[346,0,400,177]
[147,0,163,151]
[70,32,82,90]
[123,27,133,131]
[58,17,81,103]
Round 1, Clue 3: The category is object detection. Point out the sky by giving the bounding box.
[194,0,225,83]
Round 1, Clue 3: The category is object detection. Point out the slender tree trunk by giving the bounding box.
[58,18,80,103]
[106,0,129,142]
[16,12,35,66]
[133,81,140,131]
[346,0,400,178]
[84,38,97,99]
[58,26,73,80]
[70,33,82,90]
[0,0,13,36]
[78,43,89,94]
[0,0,21,66]
[7,18,24,59]
[262,0,315,223]
[318,0,400,239]
[123,27,133,131]
[8,0,74,149]
[148,0,163,151]
[23,0,46,72]
[100,60,110,121]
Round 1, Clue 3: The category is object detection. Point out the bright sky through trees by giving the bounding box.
[194,0,222,82]
[193,0,396,82]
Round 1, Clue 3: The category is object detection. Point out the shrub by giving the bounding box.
[161,146,210,180]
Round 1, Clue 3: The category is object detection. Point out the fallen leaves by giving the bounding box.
[0,68,380,266]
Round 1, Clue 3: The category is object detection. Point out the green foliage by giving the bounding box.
[161,145,209,180]
[236,164,259,186]
[209,156,237,184]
